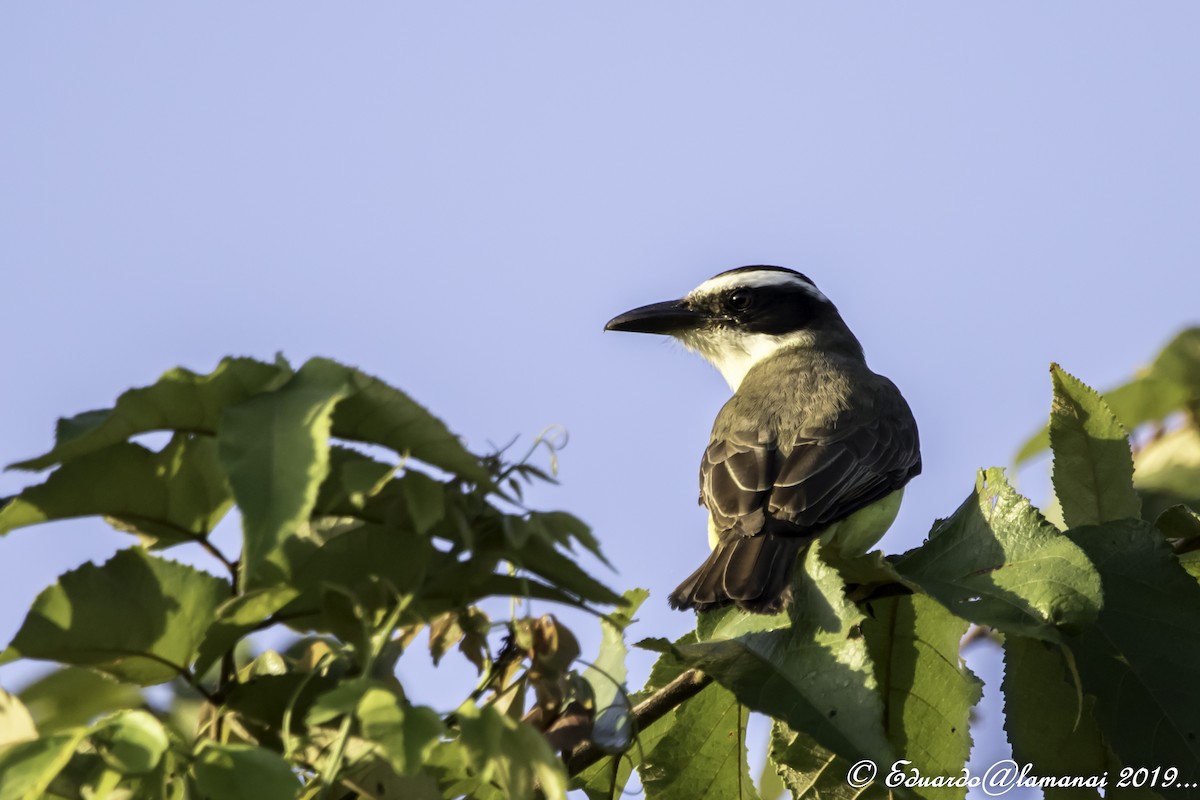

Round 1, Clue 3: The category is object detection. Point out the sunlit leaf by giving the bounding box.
[217,357,354,588]
[18,667,143,733]
[10,357,287,471]
[1049,365,1140,528]
[1,548,228,685]
[894,468,1102,643]
[0,729,87,800]
[0,435,231,545]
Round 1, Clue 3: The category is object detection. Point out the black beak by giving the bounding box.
[604,299,705,335]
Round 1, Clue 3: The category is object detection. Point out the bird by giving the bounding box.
[604,266,921,614]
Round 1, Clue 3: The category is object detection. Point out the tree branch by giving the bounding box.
[563,667,713,777]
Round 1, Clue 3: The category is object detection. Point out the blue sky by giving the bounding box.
[3,4,1199,797]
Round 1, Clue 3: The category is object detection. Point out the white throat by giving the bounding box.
[681,330,812,391]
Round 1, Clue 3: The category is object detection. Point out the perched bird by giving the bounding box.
[605,266,921,613]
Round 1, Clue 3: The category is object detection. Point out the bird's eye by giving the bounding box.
[727,290,753,311]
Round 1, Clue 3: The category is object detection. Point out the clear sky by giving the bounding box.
[3,4,1199,798]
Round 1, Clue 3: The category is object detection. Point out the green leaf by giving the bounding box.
[582,588,648,752]
[640,682,759,800]
[770,721,890,800]
[331,367,490,483]
[1150,327,1200,400]
[0,436,231,546]
[860,593,980,799]
[356,687,443,776]
[456,701,569,800]
[663,543,892,767]
[194,586,301,678]
[893,468,1102,643]
[192,742,299,800]
[2,548,229,685]
[18,666,143,733]
[572,640,688,800]
[1049,365,1141,527]
[1003,636,1109,800]
[313,446,398,516]
[1065,519,1200,788]
[1134,427,1200,522]
[217,357,354,588]
[90,709,168,775]
[10,357,287,471]
[1016,375,1191,465]
[0,729,88,800]
[0,689,36,747]
[275,523,431,635]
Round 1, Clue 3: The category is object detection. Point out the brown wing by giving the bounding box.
[701,415,921,541]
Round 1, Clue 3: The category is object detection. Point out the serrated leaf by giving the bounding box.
[90,709,168,775]
[0,728,88,800]
[1003,636,1108,800]
[217,357,354,589]
[2,548,228,685]
[1049,365,1140,527]
[861,593,980,800]
[771,721,891,800]
[456,701,568,800]
[664,544,892,767]
[640,681,759,800]
[18,667,143,733]
[10,357,287,472]
[0,435,231,545]
[192,742,299,800]
[331,367,490,483]
[1065,519,1200,792]
[1016,375,1192,465]
[583,588,648,752]
[893,468,1102,643]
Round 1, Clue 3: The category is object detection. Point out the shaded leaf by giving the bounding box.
[1049,365,1140,528]
[356,687,443,775]
[10,357,287,471]
[90,709,168,775]
[1134,427,1200,522]
[771,721,891,800]
[2,548,228,685]
[861,593,980,800]
[193,742,299,800]
[662,544,892,767]
[641,682,759,800]
[0,436,231,545]
[893,468,1101,643]
[217,357,354,588]
[1151,327,1200,400]
[0,729,88,800]
[18,667,143,733]
[1066,520,1200,791]
[1003,636,1108,800]
[456,701,569,800]
[313,446,397,516]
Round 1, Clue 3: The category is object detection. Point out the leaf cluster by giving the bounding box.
[0,356,622,799]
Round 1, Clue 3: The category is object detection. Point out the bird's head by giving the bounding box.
[605,266,861,390]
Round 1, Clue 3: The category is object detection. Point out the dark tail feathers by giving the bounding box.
[668,533,811,614]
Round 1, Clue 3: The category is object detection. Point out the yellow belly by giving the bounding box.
[707,489,905,556]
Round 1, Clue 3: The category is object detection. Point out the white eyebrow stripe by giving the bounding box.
[688,270,829,302]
